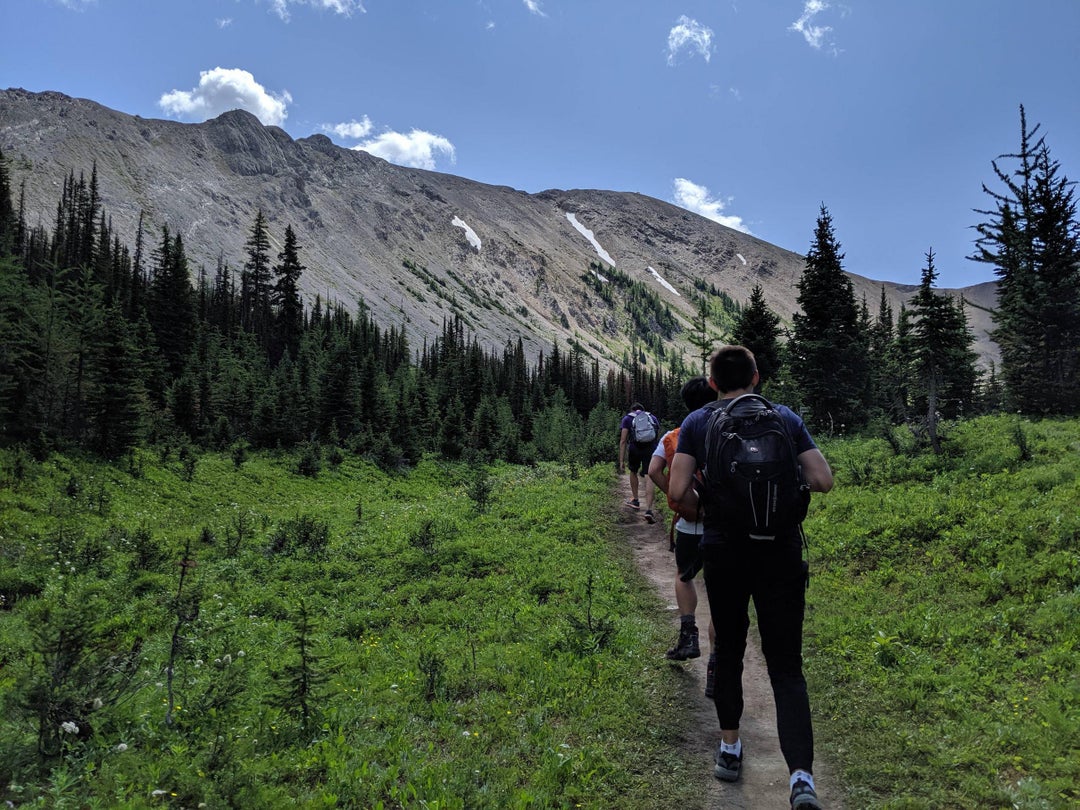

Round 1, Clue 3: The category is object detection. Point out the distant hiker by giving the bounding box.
[618,403,660,522]
[667,346,834,810]
[648,376,717,684]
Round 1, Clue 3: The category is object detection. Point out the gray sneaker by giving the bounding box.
[713,743,742,782]
[790,779,823,809]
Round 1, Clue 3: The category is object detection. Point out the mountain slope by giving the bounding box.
[0,88,998,368]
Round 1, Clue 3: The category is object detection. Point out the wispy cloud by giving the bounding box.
[789,0,835,51]
[352,130,456,171]
[55,0,96,8]
[672,178,750,234]
[667,15,713,66]
[322,118,373,139]
[158,68,292,126]
[522,0,546,17]
[267,0,366,22]
[216,17,233,29]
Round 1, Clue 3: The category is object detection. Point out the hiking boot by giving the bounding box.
[644,509,655,524]
[790,779,823,809]
[704,653,717,699]
[713,743,742,782]
[625,498,640,509]
[665,625,700,660]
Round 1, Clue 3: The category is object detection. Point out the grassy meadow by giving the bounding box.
[0,413,1078,808]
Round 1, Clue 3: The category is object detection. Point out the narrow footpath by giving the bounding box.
[616,479,844,809]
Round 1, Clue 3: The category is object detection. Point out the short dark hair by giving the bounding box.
[680,376,715,411]
[630,402,644,412]
[709,345,757,394]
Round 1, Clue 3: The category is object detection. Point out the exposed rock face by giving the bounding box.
[0,88,998,368]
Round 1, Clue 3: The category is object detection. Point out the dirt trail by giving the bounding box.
[616,479,843,810]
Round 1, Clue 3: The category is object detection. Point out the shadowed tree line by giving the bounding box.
[0,154,685,466]
[1,105,1075,464]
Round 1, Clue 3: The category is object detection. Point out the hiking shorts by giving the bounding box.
[674,530,704,582]
[627,442,656,475]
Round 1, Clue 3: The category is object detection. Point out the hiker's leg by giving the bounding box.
[702,542,751,732]
[626,447,641,502]
[754,546,813,774]
[643,469,655,511]
[673,530,701,615]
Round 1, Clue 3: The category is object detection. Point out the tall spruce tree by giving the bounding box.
[272,225,305,362]
[731,283,781,390]
[241,210,273,339]
[971,105,1080,414]
[788,205,870,432]
[909,249,979,451]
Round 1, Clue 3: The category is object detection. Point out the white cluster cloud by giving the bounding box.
[790,0,833,50]
[672,178,751,234]
[522,0,546,17]
[324,117,373,139]
[158,68,291,126]
[667,15,713,66]
[267,0,366,22]
[352,130,456,171]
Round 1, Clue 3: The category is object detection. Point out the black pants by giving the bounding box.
[701,537,813,773]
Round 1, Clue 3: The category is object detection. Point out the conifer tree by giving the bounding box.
[241,210,273,339]
[91,306,145,457]
[0,149,17,257]
[273,224,305,362]
[909,249,978,450]
[787,205,870,432]
[687,296,714,375]
[146,228,195,388]
[731,283,782,390]
[971,105,1080,414]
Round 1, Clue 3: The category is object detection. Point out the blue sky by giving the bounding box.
[3,0,1079,289]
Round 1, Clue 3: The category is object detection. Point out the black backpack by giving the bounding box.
[700,394,810,541]
[630,410,657,445]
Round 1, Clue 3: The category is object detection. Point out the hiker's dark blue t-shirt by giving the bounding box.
[675,399,816,543]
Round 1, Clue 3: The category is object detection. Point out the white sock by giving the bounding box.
[720,739,741,756]
[790,770,815,791]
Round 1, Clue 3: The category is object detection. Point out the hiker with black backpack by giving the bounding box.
[618,403,660,523]
[667,346,834,810]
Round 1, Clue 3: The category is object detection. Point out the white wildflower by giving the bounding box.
[60,721,79,734]
[114,743,128,753]
[92,698,103,710]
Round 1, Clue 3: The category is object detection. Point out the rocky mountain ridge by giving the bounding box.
[0,88,998,368]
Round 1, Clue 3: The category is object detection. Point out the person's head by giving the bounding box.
[630,402,644,412]
[680,376,716,412]
[709,345,759,395]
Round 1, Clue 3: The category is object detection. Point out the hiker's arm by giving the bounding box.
[799,448,834,493]
[618,428,629,472]
[667,451,698,505]
[647,454,668,493]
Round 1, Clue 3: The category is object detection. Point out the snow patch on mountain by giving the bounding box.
[647,266,680,296]
[452,216,482,251]
[566,212,616,268]
[736,253,747,265]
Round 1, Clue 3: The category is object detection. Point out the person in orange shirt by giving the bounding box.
[648,377,717,691]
